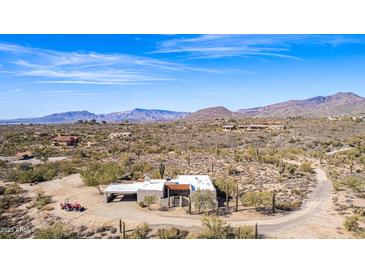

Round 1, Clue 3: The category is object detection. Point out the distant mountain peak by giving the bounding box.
[184,106,234,120]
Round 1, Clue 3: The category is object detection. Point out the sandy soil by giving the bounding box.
[19,163,353,238]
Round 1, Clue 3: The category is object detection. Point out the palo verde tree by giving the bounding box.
[143,195,156,210]
[190,190,217,214]
[80,162,125,194]
[215,177,237,210]
[33,147,52,163]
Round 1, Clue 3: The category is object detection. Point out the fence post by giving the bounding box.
[167,188,170,208]
[119,219,126,239]
[188,196,192,215]
[255,223,258,239]
[122,222,126,239]
[235,183,239,212]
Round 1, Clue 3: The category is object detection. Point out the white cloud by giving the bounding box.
[153,34,359,59]
[0,42,217,85]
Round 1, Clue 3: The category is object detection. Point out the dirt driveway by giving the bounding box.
[24,162,352,238]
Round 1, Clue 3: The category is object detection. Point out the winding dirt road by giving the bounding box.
[28,159,350,238]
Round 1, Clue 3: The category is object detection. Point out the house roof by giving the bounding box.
[176,175,216,192]
[104,175,216,194]
[165,183,191,191]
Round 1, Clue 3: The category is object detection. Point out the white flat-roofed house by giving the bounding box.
[103,175,216,205]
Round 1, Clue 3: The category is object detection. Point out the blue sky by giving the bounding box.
[1,34,365,118]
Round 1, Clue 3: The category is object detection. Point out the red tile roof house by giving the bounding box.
[52,135,80,146]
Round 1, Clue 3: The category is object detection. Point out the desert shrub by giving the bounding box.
[59,161,77,175]
[157,227,188,239]
[190,190,217,213]
[199,215,232,239]
[0,186,5,195]
[17,162,59,184]
[339,176,365,193]
[33,190,51,209]
[0,196,10,209]
[241,191,272,210]
[0,233,16,239]
[143,195,156,210]
[138,201,146,208]
[4,183,23,195]
[286,164,297,174]
[275,200,302,211]
[0,160,6,168]
[235,225,256,239]
[299,161,313,173]
[343,215,360,232]
[34,223,74,239]
[129,223,151,239]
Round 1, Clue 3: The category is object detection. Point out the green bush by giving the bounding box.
[17,162,59,184]
[34,223,74,239]
[157,227,188,239]
[339,176,365,193]
[143,195,156,210]
[276,200,302,211]
[4,184,23,195]
[129,223,151,239]
[199,215,232,239]
[343,215,360,232]
[190,190,217,213]
[299,161,313,173]
[235,225,256,239]
[34,190,50,209]
[241,191,273,210]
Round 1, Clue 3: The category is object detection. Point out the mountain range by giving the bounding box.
[1,92,364,124]
[0,109,188,124]
[237,92,365,118]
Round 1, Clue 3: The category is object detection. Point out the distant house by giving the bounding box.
[222,125,236,131]
[15,151,33,160]
[238,124,268,131]
[52,135,80,146]
[239,123,286,131]
[108,132,133,139]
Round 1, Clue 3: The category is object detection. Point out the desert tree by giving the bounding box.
[199,215,231,239]
[80,162,125,194]
[215,177,237,210]
[143,195,156,210]
[190,190,217,214]
[34,147,52,163]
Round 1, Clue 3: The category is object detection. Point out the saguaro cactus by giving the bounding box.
[272,190,276,213]
[159,161,165,179]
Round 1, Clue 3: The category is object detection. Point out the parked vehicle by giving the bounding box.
[60,199,85,212]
